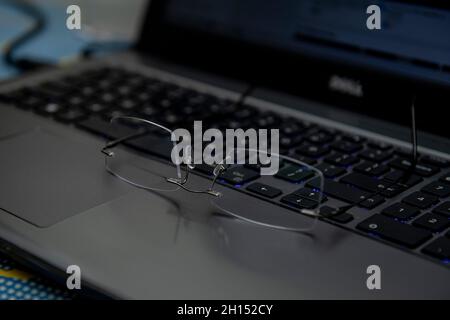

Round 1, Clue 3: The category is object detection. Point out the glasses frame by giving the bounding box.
[101,116,239,197]
[100,116,326,223]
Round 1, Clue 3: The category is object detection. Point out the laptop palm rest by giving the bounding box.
[0,128,130,227]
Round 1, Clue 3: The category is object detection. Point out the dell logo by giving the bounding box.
[328,75,364,98]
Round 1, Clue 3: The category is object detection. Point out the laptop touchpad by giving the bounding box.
[0,128,129,227]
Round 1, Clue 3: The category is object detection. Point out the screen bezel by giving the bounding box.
[136,0,450,138]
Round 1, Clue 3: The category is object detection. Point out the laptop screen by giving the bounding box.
[139,0,450,138]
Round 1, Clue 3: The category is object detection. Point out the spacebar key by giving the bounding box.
[357,214,432,248]
[307,178,370,204]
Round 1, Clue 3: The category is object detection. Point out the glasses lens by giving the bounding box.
[103,116,182,192]
[210,148,325,232]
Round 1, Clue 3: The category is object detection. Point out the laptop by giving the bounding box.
[0,0,449,299]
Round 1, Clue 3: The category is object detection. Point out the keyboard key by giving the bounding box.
[276,164,314,183]
[403,192,438,209]
[280,135,303,149]
[84,102,108,113]
[394,149,418,159]
[67,95,85,108]
[34,81,72,99]
[359,149,392,162]
[0,88,32,105]
[316,163,346,178]
[357,214,432,248]
[208,99,236,115]
[307,178,370,204]
[306,130,334,144]
[296,143,330,158]
[280,121,307,136]
[281,194,317,210]
[340,173,381,192]
[118,98,138,110]
[55,108,87,123]
[157,111,184,127]
[139,104,160,118]
[247,183,282,198]
[234,106,257,120]
[367,141,392,151]
[35,102,65,116]
[359,195,385,209]
[382,203,420,220]
[324,153,359,167]
[289,154,317,166]
[220,166,259,185]
[341,134,365,144]
[422,182,450,198]
[15,95,43,110]
[99,92,117,104]
[79,85,97,97]
[294,187,327,203]
[439,173,450,184]
[378,182,405,198]
[102,109,128,121]
[77,116,137,139]
[354,161,389,177]
[422,237,450,259]
[254,112,280,128]
[117,85,134,96]
[356,178,406,198]
[388,158,439,177]
[340,173,401,197]
[413,213,450,232]
[331,140,363,153]
[245,160,285,173]
[194,164,215,175]
[125,135,175,160]
[383,170,422,187]
[433,202,450,217]
[421,156,449,168]
[320,206,353,223]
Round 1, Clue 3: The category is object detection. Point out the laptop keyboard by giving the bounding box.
[1,66,449,265]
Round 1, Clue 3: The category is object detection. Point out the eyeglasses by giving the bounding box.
[101,116,327,232]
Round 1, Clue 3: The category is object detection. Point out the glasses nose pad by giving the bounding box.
[213,164,229,177]
[182,146,195,170]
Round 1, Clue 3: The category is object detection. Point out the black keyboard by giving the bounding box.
[1,66,449,266]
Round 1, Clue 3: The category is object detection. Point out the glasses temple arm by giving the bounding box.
[410,96,418,165]
[101,131,146,156]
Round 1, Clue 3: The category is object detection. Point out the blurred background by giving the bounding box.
[0,0,147,79]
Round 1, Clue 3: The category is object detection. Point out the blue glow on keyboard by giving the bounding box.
[368,232,380,239]
[442,259,450,265]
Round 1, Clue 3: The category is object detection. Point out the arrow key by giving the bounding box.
[247,183,282,199]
